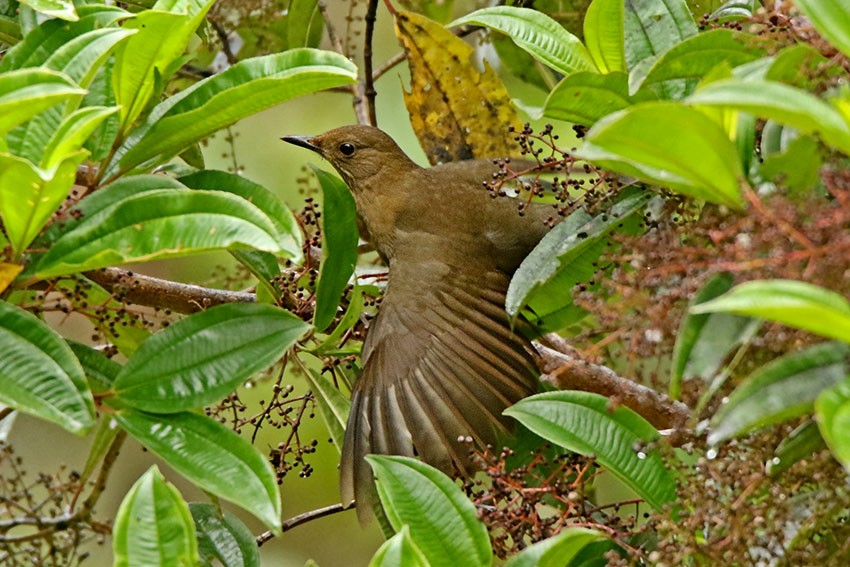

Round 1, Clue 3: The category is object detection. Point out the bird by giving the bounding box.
[283,125,554,523]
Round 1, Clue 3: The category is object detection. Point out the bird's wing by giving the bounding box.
[339,259,539,522]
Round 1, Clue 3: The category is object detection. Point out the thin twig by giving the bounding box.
[256,503,349,545]
[210,19,238,66]
[362,0,379,126]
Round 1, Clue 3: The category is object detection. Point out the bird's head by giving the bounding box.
[282,125,418,191]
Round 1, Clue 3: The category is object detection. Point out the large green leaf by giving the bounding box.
[0,150,87,255]
[636,29,762,92]
[0,6,129,73]
[670,273,760,400]
[28,190,284,279]
[311,166,359,332]
[190,503,261,567]
[543,71,653,126]
[450,6,596,76]
[369,526,429,567]
[116,409,281,533]
[112,303,310,412]
[691,280,850,343]
[0,14,22,44]
[0,300,95,434]
[504,527,607,567]
[7,27,134,164]
[18,0,78,21]
[792,0,850,59]
[624,0,697,70]
[41,105,118,169]
[576,102,745,208]
[286,0,324,49]
[708,342,850,445]
[0,68,84,136]
[584,0,625,73]
[108,49,358,177]
[687,79,850,156]
[180,169,303,261]
[506,391,677,510]
[113,466,199,567]
[112,0,216,133]
[367,456,492,567]
[815,378,850,471]
[507,188,648,320]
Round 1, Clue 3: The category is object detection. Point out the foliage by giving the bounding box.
[1,0,850,565]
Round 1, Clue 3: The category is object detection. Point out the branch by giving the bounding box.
[256,503,348,546]
[84,267,256,315]
[362,0,379,126]
[534,336,691,433]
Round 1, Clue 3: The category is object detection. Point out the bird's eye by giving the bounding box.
[339,142,355,156]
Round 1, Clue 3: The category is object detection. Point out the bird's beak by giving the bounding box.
[281,135,320,153]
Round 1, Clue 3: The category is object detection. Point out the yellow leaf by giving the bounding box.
[395,10,522,164]
[0,263,23,293]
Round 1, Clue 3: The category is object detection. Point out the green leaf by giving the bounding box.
[584,0,625,73]
[576,102,745,208]
[0,6,129,72]
[543,71,653,126]
[116,409,281,533]
[369,526,430,567]
[0,14,22,44]
[305,368,350,454]
[311,166,358,332]
[0,150,87,255]
[18,0,78,21]
[108,49,358,177]
[83,59,121,162]
[687,79,850,156]
[450,6,596,76]
[9,27,134,164]
[507,188,649,320]
[41,105,118,170]
[28,189,284,279]
[179,169,303,261]
[506,391,676,510]
[815,377,850,471]
[0,300,94,434]
[313,284,365,355]
[112,303,309,413]
[670,273,760,400]
[190,503,261,567]
[286,0,324,49]
[624,0,697,70]
[691,279,850,343]
[708,342,850,444]
[637,29,762,92]
[0,68,84,137]
[367,455,492,567]
[79,415,120,484]
[766,419,826,477]
[759,134,822,193]
[504,527,607,567]
[68,341,121,393]
[112,1,216,133]
[113,466,199,567]
[792,0,850,59]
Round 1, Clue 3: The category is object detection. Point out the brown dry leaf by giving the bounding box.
[395,10,522,164]
[0,263,23,293]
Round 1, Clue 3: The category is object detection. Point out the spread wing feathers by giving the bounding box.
[339,269,539,523]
